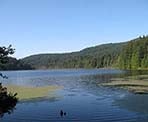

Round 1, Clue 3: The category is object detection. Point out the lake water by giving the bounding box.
[0,69,148,122]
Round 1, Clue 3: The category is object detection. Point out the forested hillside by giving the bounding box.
[118,36,148,69]
[22,43,125,69]
[0,57,33,70]
[1,36,147,70]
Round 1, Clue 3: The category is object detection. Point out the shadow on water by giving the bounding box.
[0,83,18,118]
[114,93,148,114]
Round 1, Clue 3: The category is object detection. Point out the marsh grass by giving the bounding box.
[100,75,148,94]
[5,85,62,100]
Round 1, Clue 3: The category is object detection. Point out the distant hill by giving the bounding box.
[22,42,126,69]
[0,36,148,70]
[1,36,147,70]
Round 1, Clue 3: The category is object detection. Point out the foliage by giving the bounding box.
[0,83,18,117]
[1,36,148,70]
[0,45,18,117]
[0,45,33,70]
[0,57,33,70]
[0,45,14,64]
[118,36,148,69]
[22,43,125,69]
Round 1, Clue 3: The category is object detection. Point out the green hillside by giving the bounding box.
[22,42,125,69]
[1,36,147,70]
[118,36,148,70]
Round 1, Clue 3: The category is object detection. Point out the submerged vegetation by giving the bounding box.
[6,85,62,100]
[100,75,148,94]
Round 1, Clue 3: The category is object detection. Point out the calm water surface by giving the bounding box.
[0,69,148,122]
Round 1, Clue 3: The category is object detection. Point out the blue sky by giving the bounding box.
[0,0,148,58]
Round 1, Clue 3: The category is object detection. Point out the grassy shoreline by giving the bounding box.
[5,85,62,101]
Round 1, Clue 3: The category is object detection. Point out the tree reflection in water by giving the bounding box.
[0,83,18,118]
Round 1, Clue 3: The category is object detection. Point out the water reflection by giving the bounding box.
[114,93,148,114]
[0,82,18,118]
[0,69,124,87]
[0,94,18,118]
[19,95,62,104]
[0,69,148,122]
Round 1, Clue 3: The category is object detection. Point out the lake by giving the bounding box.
[0,69,148,122]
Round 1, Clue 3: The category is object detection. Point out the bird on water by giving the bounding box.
[60,110,63,117]
[60,110,67,117]
[64,112,66,116]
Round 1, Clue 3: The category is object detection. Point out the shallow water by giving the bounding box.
[0,69,148,122]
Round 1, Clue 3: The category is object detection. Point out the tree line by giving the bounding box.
[1,35,148,70]
[22,43,124,69]
[118,35,148,69]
